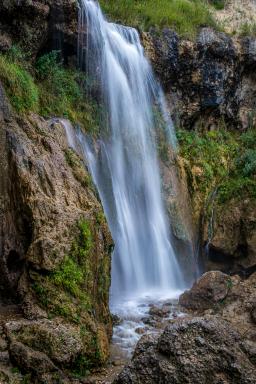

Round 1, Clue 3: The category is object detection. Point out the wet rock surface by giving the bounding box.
[115,271,256,383]
[203,198,256,273]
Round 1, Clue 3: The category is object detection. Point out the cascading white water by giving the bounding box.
[77,0,185,306]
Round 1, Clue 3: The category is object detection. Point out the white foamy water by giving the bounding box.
[78,0,185,305]
[111,290,184,355]
[62,0,190,354]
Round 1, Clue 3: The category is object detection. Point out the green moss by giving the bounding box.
[100,0,218,38]
[72,354,91,377]
[32,217,111,327]
[65,148,93,188]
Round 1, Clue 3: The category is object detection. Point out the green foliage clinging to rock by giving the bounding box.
[0,47,100,135]
[0,53,39,113]
[177,126,256,209]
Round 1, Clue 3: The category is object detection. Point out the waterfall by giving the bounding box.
[77,0,185,305]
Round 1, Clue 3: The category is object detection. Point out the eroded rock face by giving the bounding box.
[204,198,256,273]
[0,84,113,380]
[115,317,256,384]
[143,28,256,131]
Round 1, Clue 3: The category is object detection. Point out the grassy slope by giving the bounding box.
[99,0,221,37]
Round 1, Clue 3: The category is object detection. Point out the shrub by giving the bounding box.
[35,52,101,134]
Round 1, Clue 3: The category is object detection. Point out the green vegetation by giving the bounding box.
[239,22,256,37]
[177,127,256,205]
[0,54,38,113]
[209,0,226,10]
[32,217,110,371]
[100,0,218,37]
[0,47,100,135]
[33,219,94,321]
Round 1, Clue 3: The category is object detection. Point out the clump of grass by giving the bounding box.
[100,0,218,38]
[239,22,256,37]
[0,54,39,113]
[0,48,101,136]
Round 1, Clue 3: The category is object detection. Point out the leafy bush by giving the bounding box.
[100,0,218,37]
[36,50,61,80]
[0,54,39,113]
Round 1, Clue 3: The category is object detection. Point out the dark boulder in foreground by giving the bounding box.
[114,317,256,384]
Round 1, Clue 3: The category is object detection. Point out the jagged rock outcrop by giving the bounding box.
[0,83,113,382]
[143,28,256,131]
[115,316,256,384]
[179,271,231,310]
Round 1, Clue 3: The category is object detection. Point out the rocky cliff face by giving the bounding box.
[0,0,77,61]
[144,27,256,131]
[143,27,256,274]
[0,83,113,382]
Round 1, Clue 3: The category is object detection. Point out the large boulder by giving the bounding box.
[0,83,113,380]
[179,271,231,310]
[179,271,256,338]
[115,317,256,384]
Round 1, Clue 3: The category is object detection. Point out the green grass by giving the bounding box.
[239,22,256,37]
[0,54,39,113]
[100,0,218,37]
[209,0,226,10]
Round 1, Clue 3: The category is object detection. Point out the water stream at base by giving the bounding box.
[63,0,190,355]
